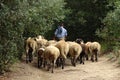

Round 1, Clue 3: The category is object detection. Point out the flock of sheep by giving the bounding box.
[25,35,101,73]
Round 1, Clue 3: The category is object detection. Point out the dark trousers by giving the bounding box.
[55,37,65,41]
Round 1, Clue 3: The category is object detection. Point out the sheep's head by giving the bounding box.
[75,38,84,44]
[38,48,45,57]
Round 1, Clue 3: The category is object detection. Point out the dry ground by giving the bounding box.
[0,55,120,80]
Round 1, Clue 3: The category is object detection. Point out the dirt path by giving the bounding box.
[1,55,120,80]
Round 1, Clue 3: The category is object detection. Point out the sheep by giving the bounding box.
[55,40,69,69]
[84,42,92,60]
[36,38,48,48]
[37,48,45,68]
[89,42,101,62]
[75,38,84,44]
[46,40,57,46]
[67,41,83,66]
[35,35,44,41]
[43,45,60,73]
[25,37,37,63]
[75,39,92,61]
[75,39,89,61]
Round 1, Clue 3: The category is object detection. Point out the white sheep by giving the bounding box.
[43,45,60,73]
[84,41,92,60]
[35,35,44,41]
[55,40,69,69]
[89,41,101,62]
[25,37,37,63]
[36,38,48,48]
[67,41,83,66]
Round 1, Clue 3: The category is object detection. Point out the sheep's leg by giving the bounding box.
[26,53,29,63]
[60,58,64,69]
[40,58,43,67]
[51,60,55,73]
[43,59,47,68]
[47,60,51,71]
[91,54,94,62]
[82,54,85,64]
[28,48,33,63]
[85,54,89,60]
[38,57,43,68]
[70,57,74,66]
[38,57,40,68]
[29,52,33,63]
[79,54,83,64]
[73,56,77,67]
[47,64,50,71]
[56,58,60,67]
[95,52,98,62]
[62,59,65,69]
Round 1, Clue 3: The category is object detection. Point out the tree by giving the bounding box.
[64,0,109,41]
[0,0,67,73]
[96,1,120,50]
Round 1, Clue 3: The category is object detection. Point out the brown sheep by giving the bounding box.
[75,39,92,61]
[37,48,45,68]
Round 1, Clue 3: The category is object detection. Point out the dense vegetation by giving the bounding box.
[0,0,120,74]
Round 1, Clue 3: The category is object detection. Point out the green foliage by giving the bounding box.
[0,0,67,74]
[64,0,109,41]
[22,0,67,38]
[0,0,25,74]
[0,42,18,74]
[96,1,120,50]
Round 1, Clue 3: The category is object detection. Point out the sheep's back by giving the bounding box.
[55,40,69,59]
[44,46,60,60]
[89,42,101,55]
[68,42,82,57]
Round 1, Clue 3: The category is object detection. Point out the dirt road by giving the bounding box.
[1,55,120,80]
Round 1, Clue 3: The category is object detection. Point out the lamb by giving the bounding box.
[75,39,89,61]
[89,42,101,62]
[25,37,37,63]
[55,40,69,69]
[67,41,83,66]
[43,45,60,73]
[37,48,45,68]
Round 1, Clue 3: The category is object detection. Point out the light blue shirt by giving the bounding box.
[54,26,67,38]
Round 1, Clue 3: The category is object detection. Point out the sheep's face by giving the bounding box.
[75,38,84,44]
[38,48,45,57]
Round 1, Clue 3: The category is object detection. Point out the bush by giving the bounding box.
[0,41,18,74]
[0,0,67,74]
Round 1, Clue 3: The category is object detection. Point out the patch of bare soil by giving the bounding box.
[1,55,120,80]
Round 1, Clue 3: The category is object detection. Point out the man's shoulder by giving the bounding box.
[63,27,67,31]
